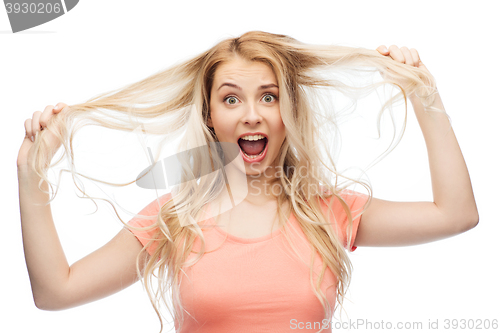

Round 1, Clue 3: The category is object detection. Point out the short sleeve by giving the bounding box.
[320,189,369,252]
[126,193,172,256]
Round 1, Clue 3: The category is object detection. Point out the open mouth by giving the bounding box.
[238,135,268,159]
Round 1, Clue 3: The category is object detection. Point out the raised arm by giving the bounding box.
[354,46,479,247]
[18,103,149,310]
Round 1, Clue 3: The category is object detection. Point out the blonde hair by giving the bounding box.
[30,31,438,332]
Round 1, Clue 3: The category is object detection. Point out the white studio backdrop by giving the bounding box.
[2,1,498,332]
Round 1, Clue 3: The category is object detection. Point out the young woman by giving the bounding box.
[17,31,478,332]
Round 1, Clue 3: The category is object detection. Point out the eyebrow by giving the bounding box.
[217,83,279,91]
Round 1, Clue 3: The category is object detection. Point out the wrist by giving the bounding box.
[410,89,443,111]
[18,164,42,185]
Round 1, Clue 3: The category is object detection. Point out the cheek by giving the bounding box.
[271,109,286,130]
[208,101,220,127]
[271,111,287,142]
[208,106,233,138]
[209,108,224,129]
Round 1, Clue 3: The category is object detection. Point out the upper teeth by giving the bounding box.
[240,134,266,141]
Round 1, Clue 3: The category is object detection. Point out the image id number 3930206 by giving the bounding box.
[5,2,62,14]
[442,319,498,330]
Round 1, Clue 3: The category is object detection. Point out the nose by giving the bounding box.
[241,102,263,126]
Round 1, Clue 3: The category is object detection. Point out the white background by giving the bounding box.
[2,1,498,332]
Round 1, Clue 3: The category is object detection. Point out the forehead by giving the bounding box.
[213,58,278,85]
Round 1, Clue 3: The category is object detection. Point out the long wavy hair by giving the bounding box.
[30,31,439,332]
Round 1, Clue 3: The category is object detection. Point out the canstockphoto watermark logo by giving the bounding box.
[4,0,78,33]
[131,120,249,227]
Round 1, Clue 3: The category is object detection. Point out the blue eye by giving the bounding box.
[225,96,239,105]
[262,94,276,103]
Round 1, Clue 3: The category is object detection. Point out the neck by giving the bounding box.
[243,170,280,205]
[211,159,281,210]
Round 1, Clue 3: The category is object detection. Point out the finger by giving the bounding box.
[39,105,56,129]
[53,102,68,114]
[410,48,421,67]
[388,45,405,63]
[31,111,43,140]
[25,118,33,141]
[376,45,389,55]
[400,47,414,66]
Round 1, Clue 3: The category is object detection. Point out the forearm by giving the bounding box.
[410,92,479,226]
[18,167,70,308]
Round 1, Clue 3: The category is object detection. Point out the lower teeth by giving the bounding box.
[242,149,265,159]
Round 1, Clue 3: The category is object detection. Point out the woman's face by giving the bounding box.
[208,57,286,176]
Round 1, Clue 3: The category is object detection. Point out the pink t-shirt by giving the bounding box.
[127,190,368,332]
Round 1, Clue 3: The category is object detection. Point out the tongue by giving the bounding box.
[239,138,266,155]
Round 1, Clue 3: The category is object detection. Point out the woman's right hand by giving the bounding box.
[17,102,69,171]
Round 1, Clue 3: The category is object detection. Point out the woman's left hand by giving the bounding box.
[377,45,427,67]
[376,45,434,99]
